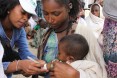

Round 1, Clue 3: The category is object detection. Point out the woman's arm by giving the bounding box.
[50,61,80,78]
[5,60,47,75]
[5,61,19,74]
[16,28,37,59]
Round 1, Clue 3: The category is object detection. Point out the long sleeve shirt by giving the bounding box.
[0,22,37,78]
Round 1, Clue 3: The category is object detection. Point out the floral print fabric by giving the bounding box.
[103,18,117,78]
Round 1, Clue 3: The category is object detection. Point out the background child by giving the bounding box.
[45,34,103,78]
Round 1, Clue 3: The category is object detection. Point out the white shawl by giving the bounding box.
[85,4,104,39]
[70,60,103,78]
[74,23,107,78]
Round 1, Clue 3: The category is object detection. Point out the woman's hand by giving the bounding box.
[20,71,31,77]
[18,60,48,75]
[50,61,80,78]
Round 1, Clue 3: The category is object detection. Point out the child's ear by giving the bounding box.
[67,56,75,63]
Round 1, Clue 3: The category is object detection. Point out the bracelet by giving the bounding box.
[16,60,20,71]
[43,64,47,70]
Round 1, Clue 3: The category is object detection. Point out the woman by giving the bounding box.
[85,3,104,39]
[103,0,117,77]
[38,0,80,63]
[0,0,47,77]
[38,0,107,78]
[37,0,80,77]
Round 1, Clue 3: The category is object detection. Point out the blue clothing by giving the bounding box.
[43,31,58,63]
[0,22,37,78]
[42,31,58,78]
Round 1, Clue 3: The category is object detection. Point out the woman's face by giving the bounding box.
[91,5,100,17]
[8,5,31,28]
[42,0,69,29]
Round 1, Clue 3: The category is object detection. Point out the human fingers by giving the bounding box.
[22,72,31,77]
[37,60,46,65]
[26,63,48,75]
[49,61,60,78]
[18,60,42,74]
[18,60,32,72]
[21,71,31,77]
[50,70,61,78]
[50,71,54,76]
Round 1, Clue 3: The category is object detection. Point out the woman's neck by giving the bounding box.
[54,19,70,33]
[1,18,14,39]
[1,17,13,31]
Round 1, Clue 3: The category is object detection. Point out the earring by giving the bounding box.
[7,11,10,14]
[69,3,73,9]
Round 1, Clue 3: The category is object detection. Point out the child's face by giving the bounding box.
[58,44,68,62]
[91,4,100,17]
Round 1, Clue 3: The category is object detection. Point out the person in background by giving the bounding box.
[0,0,47,77]
[25,17,38,40]
[29,0,48,48]
[28,17,38,30]
[77,1,87,27]
[99,1,103,7]
[103,0,117,77]
[30,18,48,48]
[85,3,104,45]
[79,1,85,19]
[24,21,32,39]
[24,22,31,35]
[95,0,103,7]
[37,0,107,78]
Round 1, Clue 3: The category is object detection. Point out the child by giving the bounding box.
[44,34,103,78]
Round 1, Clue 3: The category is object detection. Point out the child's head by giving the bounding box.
[58,34,89,63]
[91,4,100,17]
